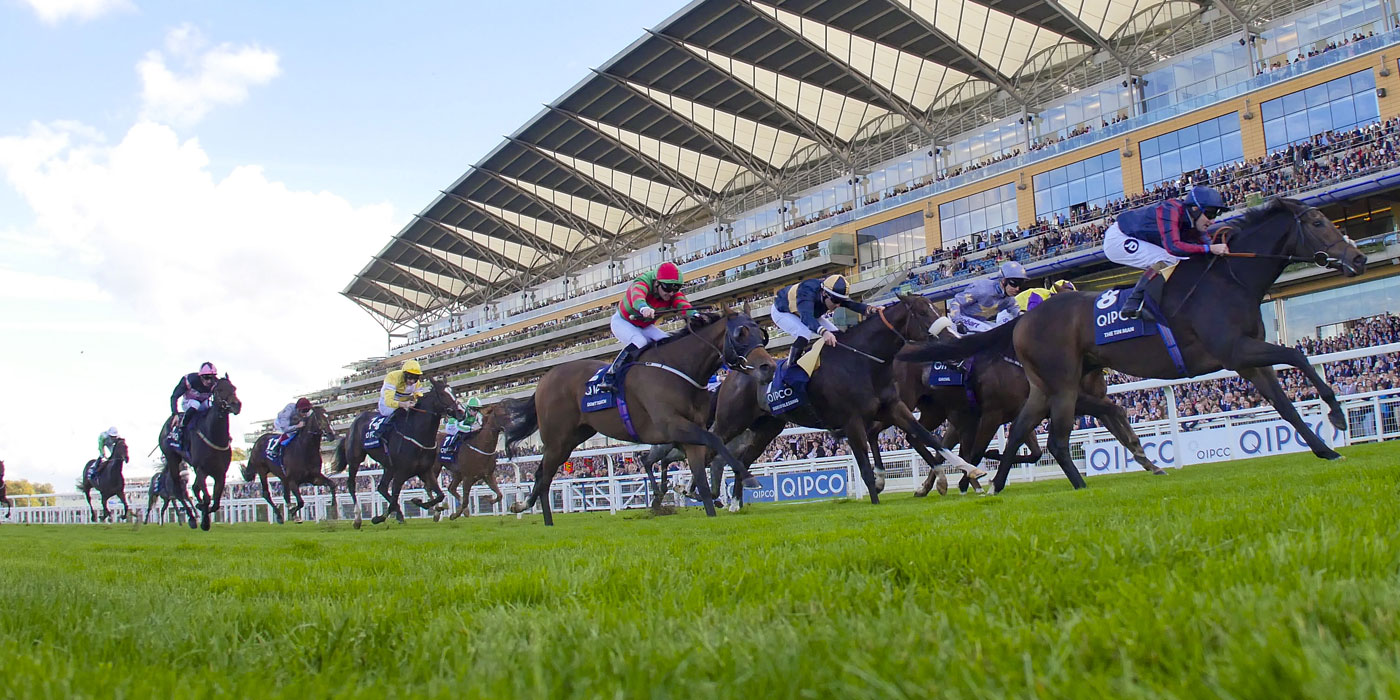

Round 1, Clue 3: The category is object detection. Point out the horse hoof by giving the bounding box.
[913,487,929,498]
[508,504,525,514]
[741,476,761,489]
[187,518,197,530]
[935,473,948,496]
[874,476,887,494]
[965,466,988,480]
[449,512,462,521]
[1151,468,1168,475]
[1328,409,1347,432]
[1320,450,1344,461]
[727,501,741,514]
[352,517,362,530]
[432,512,442,522]
[370,516,385,525]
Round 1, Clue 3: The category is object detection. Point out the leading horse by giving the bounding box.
[244,406,339,523]
[81,437,131,522]
[157,375,242,530]
[332,377,464,527]
[501,306,775,525]
[903,197,1367,492]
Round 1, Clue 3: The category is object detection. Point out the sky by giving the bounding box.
[0,0,674,487]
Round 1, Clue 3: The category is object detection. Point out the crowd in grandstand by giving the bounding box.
[1258,32,1376,74]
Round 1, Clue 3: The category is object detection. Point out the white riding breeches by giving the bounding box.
[611,310,669,349]
[771,309,837,340]
[178,397,209,413]
[1103,223,1183,270]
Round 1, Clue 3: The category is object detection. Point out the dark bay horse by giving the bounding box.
[81,437,131,522]
[0,461,10,519]
[332,377,464,527]
[243,407,338,523]
[501,307,775,525]
[434,403,509,520]
[661,295,985,511]
[904,197,1367,493]
[157,375,242,530]
[145,466,195,525]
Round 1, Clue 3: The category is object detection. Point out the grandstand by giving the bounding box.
[247,0,1400,454]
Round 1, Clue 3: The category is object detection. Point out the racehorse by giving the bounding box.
[81,437,131,522]
[500,306,775,525]
[903,197,1367,492]
[157,375,242,530]
[0,460,9,519]
[243,407,339,523]
[433,402,509,520]
[332,377,464,527]
[650,294,984,511]
[144,465,196,525]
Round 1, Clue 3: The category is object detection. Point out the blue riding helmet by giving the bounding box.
[1186,186,1228,218]
[998,261,1029,281]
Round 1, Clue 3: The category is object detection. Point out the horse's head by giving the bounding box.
[212,375,242,415]
[1265,198,1366,276]
[307,406,337,442]
[112,437,129,464]
[723,303,776,384]
[423,377,466,421]
[893,293,941,343]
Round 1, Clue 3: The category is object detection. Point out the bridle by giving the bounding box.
[693,314,765,372]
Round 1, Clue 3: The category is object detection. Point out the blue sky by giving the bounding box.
[0,0,674,486]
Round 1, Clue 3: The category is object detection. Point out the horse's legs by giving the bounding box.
[288,480,307,522]
[1044,390,1087,489]
[260,473,284,524]
[445,472,468,520]
[485,472,503,506]
[145,491,156,524]
[1227,338,1347,434]
[202,471,226,530]
[719,416,786,510]
[1237,365,1343,460]
[683,443,718,517]
[371,472,397,525]
[84,488,95,523]
[842,417,882,505]
[918,418,968,497]
[881,401,984,495]
[1074,392,1164,475]
[308,473,338,521]
[639,444,671,511]
[995,388,1051,493]
[117,493,130,522]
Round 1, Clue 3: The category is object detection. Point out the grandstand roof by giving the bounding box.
[345,0,1277,327]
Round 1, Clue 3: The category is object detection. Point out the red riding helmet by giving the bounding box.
[656,262,683,286]
[295,398,312,411]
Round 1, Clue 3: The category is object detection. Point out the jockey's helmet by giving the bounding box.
[656,262,684,292]
[402,359,423,377]
[198,362,217,377]
[820,274,852,300]
[295,398,312,411]
[998,261,1029,282]
[1051,279,1077,293]
[106,426,119,437]
[466,396,482,409]
[1186,186,1228,220]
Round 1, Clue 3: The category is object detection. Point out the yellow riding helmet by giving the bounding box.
[402,359,423,376]
[1050,279,1077,293]
[821,274,851,300]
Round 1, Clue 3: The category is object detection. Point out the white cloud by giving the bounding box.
[138,24,281,127]
[19,0,133,24]
[0,119,393,488]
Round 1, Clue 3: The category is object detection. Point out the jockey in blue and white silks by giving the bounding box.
[1104,185,1231,321]
[949,261,1029,334]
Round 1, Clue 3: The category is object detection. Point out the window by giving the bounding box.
[1261,70,1379,150]
[1140,114,1244,187]
[936,183,1018,248]
[856,211,925,265]
[1031,152,1124,222]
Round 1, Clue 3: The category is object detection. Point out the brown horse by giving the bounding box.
[157,375,242,530]
[904,198,1367,493]
[332,377,464,526]
[660,294,985,510]
[0,460,10,519]
[433,403,510,520]
[501,306,775,525]
[243,406,339,523]
[81,437,131,522]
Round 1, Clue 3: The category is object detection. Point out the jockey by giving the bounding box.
[1014,279,1077,313]
[97,427,120,461]
[371,359,426,440]
[269,398,313,462]
[771,274,869,361]
[601,261,697,391]
[949,261,1029,334]
[168,362,219,450]
[1106,185,1230,321]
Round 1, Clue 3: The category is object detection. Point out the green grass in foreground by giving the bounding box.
[2,444,1400,699]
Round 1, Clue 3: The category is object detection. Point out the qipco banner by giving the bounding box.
[1081,416,1348,473]
[692,468,850,505]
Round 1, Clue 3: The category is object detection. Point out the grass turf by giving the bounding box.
[2,444,1399,698]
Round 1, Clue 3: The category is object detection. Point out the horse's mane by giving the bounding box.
[1227,197,1299,232]
[652,311,727,347]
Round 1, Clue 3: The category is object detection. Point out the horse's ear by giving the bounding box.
[742,300,752,316]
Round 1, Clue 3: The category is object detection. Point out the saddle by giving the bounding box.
[581,365,642,440]
[766,343,826,416]
[1092,288,1187,376]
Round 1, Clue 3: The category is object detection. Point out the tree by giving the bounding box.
[5,479,56,506]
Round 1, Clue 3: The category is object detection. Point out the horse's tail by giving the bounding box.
[500,395,539,452]
[330,438,349,475]
[239,458,255,483]
[900,317,1020,363]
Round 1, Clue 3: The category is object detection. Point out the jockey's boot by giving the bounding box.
[787,336,810,367]
[598,344,641,392]
[1119,269,1164,322]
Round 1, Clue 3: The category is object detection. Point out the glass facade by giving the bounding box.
[1032,152,1124,222]
[856,211,925,265]
[1142,44,1253,113]
[1262,70,1379,150]
[1258,0,1387,70]
[1036,83,1135,141]
[944,118,1025,172]
[937,183,1018,247]
[1280,276,1400,344]
[1140,114,1245,187]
